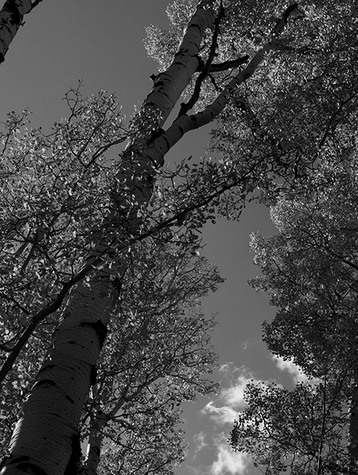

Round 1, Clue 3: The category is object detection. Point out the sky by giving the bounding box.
[0,1,304,473]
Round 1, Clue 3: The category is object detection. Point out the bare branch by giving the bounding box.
[208,55,249,72]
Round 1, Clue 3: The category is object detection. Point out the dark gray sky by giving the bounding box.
[0,2,301,473]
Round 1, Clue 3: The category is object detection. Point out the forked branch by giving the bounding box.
[179,1,226,116]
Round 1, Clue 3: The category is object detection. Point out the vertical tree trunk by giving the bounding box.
[348,368,358,473]
[82,407,107,475]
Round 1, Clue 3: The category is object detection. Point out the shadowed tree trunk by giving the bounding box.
[0,0,41,63]
[347,367,358,474]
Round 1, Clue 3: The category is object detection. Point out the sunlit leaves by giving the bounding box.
[144,1,197,72]
[0,88,129,452]
[78,236,221,474]
[144,24,181,72]
[249,152,358,375]
[0,88,126,306]
[210,1,358,202]
[230,377,350,474]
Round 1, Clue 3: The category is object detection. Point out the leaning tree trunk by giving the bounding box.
[0,2,215,474]
[0,0,40,64]
[0,1,297,472]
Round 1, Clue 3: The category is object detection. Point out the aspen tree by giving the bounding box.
[1,0,357,473]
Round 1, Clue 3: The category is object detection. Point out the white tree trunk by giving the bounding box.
[2,279,114,475]
[0,3,215,474]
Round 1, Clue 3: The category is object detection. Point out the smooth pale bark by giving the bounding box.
[2,278,114,475]
[0,0,37,63]
[142,0,215,125]
[0,264,96,385]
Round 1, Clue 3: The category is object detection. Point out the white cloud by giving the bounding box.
[219,362,235,374]
[210,434,251,475]
[193,431,208,459]
[197,365,262,475]
[202,365,255,425]
[202,400,238,425]
[220,377,249,407]
[272,355,308,383]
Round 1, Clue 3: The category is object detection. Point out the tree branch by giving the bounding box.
[208,55,250,72]
[179,2,225,116]
[179,3,300,130]
[0,159,249,385]
[30,0,42,9]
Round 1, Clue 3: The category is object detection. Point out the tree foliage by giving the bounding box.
[1,0,358,473]
[229,153,358,472]
[251,154,358,376]
[230,375,352,474]
[0,85,222,473]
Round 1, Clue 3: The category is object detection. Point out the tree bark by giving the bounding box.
[0,2,215,474]
[0,0,38,64]
[1,278,114,475]
[82,407,107,475]
[348,367,358,473]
